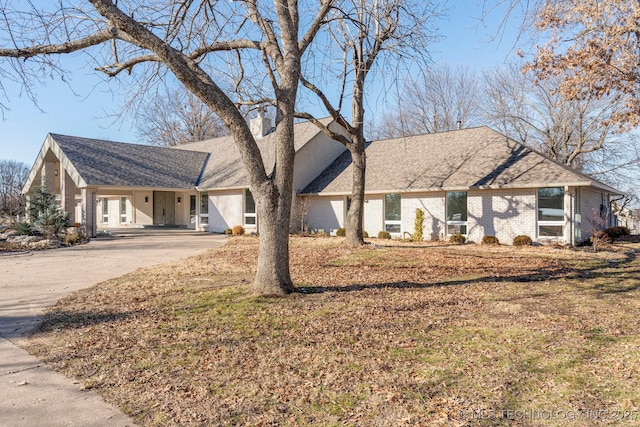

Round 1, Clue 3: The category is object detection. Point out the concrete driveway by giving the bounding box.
[0,230,227,426]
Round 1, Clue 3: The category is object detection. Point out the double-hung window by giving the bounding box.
[244,189,256,226]
[120,197,127,223]
[384,194,401,234]
[189,195,196,226]
[538,187,564,237]
[446,191,468,235]
[102,198,109,224]
[199,192,209,226]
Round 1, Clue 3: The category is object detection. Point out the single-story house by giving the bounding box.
[300,126,620,245]
[23,121,619,245]
[22,115,346,237]
[614,204,640,234]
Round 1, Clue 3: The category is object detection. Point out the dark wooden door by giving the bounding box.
[153,191,176,225]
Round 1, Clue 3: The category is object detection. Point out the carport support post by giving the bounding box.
[81,187,97,238]
[60,168,75,224]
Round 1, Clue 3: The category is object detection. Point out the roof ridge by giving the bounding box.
[368,125,492,144]
[49,133,206,156]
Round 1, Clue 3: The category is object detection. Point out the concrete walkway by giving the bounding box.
[0,230,227,426]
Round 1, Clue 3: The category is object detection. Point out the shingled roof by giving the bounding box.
[49,134,209,188]
[301,126,619,195]
[23,119,336,194]
[174,117,333,189]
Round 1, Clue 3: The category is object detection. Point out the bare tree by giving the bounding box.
[136,87,228,146]
[482,60,640,203]
[371,64,482,139]
[482,61,626,171]
[0,0,333,295]
[0,160,29,221]
[402,65,482,134]
[297,0,440,245]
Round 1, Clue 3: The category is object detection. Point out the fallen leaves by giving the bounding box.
[23,237,640,426]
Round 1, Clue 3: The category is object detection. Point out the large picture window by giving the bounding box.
[199,192,209,226]
[538,187,564,237]
[244,189,256,226]
[384,194,401,233]
[446,191,467,235]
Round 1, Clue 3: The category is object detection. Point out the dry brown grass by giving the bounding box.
[24,236,640,426]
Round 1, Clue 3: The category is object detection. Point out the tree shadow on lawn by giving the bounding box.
[33,310,136,334]
[296,265,572,294]
[296,249,640,296]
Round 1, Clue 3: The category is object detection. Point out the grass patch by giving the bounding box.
[24,237,640,426]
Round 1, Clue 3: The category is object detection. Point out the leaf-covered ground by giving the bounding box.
[24,237,640,426]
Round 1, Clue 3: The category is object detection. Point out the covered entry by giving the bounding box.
[153,191,176,225]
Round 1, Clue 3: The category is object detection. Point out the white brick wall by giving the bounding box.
[578,187,608,240]
[467,189,536,244]
[209,190,243,233]
[304,196,344,234]
[402,192,446,240]
[304,186,610,245]
[363,195,384,237]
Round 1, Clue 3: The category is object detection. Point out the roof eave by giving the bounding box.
[22,134,88,194]
[299,180,621,197]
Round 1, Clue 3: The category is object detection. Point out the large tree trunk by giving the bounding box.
[253,182,295,295]
[250,54,299,295]
[345,142,366,245]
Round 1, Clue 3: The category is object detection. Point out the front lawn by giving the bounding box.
[25,237,640,426]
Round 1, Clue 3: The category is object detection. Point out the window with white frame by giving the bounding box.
[102,198,109,223]
[199,192,209,226]
[244,189,256,226]
[446,191,467,235]
[384,194,401,233]
[538,187,564,237]
[120,197,127,223]
[190,195,196,226]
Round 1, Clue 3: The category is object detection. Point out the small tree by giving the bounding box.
[27,187,56,223]
[36,206,71,240]
[27,186,70,240]
[297,197,310,233]
[587,208,609,253]
[413,208,424,242]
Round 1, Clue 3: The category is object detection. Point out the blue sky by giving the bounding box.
[0,1,526,166]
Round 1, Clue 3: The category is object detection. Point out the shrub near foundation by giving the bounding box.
[513,235,533,246]
[603,226,631,241]
[449,232,466,244]
[378,230,391,239]
[482,235,499,245]
[232,225,245,236]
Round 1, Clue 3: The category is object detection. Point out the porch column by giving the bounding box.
[41,161,56,193]
[81,187,97,238]
[60,168,75,223]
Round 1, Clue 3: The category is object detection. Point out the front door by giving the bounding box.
[153,191,176,225]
